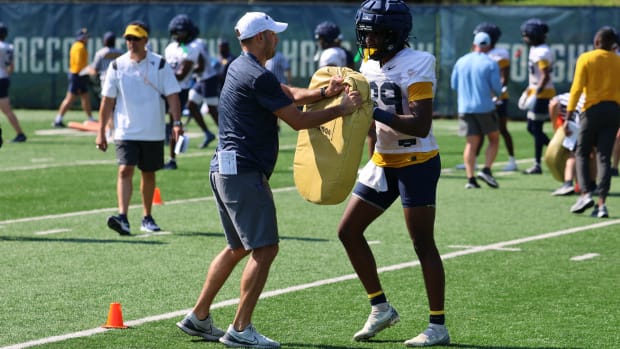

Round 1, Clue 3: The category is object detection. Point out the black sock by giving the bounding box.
[369,292,387,306]
[429,311,445,325]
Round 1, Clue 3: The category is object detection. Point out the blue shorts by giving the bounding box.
[353,154,441,210]
[210,171,279,250]
[67,73,89,95]
[0,78,10,98]
[496,99,508,118]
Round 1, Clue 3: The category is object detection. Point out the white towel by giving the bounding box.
[358,161,388,192]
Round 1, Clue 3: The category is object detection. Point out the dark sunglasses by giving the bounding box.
[125,36,142,42]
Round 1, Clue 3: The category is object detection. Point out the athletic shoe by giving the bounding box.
[219,323,280,348]
[502,162,518,172]
[477,171,499,188]
[591,204,609,218]
[570,194,594,214]
[52,120,66,128]
[163,160,177,170]
[176,312,224,341]
[522,165,542,175]
[200,132,216,149]
[465,181,480,189]
[107,215,131,235]
[551,184,574,196]
[404,323,450,347]
[353,304,400,341]
[611,168,619,177]
[11,133,27,143]
[140,216,161,232]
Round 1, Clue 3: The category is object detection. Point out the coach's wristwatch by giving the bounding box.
[173,120,183,127]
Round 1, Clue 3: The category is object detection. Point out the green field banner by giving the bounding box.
[1,3,619,117]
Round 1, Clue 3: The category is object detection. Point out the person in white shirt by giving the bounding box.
[163,14,201,169]
[187,25,219,149]
[314,21,348,68]
[95,22,182,235]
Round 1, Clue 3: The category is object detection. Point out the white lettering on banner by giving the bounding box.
[8,37,599,85]
[46,38,61,73]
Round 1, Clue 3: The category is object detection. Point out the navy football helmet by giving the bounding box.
[520,18,548,46]
[315,21,341,47]
[355,0,412,61]
[169,14,195,43]
[473,22,501,46]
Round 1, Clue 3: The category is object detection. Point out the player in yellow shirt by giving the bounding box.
[53,28,94,127]
[566,26,620,218]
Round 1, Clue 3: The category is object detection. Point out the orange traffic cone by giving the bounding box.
[102,302,128,329]
[153,187,163,205]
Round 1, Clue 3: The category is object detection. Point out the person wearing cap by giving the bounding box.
[95,21,182,236]
[175,11,361,349]
[314,21,349,68]
[89,31,123,139]
[53,28,95,128]
[566,26,620,218]
[451,31,503,189]
[0,22,26,143]
[90,32,123,88]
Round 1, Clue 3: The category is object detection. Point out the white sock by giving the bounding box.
[55,115,63,123]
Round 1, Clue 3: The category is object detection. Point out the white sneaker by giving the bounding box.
[570,193,594,214]
[176,312,224,341]
[353,304,400,341]
[503,162,518,172]
[404,323,450,347]
[219,323,280,348]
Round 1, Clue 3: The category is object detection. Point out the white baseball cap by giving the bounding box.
[473,32,491,48]
[235,12,288,40]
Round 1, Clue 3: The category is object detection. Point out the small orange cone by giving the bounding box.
[102,302,128,329]
[153,187,163,205]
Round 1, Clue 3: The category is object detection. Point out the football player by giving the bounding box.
[164,14,201,169]
[337,0,449,346]
[520,18,555,175]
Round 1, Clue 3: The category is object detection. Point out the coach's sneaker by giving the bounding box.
[477,169,498,188]
[107,215,130,235]
[502,161,518,172]
[353,304,400,341]
[551,184,574,196]
[219,323,280,348]
[140,215,161,232]
[570,193,594,214]
[176,312,224,341]
[404,323,450,347]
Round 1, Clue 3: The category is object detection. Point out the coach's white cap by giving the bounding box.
[235,12,288,40]
[473,32,491,48]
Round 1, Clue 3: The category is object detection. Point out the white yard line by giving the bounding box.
[2,215,617,349]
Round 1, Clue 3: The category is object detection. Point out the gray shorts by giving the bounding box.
[115,140,164,172]
[210,171,279,250]
[458,112,498,136]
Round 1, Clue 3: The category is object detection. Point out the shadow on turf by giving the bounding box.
[0,235,166,244]
[285,340,584,349]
